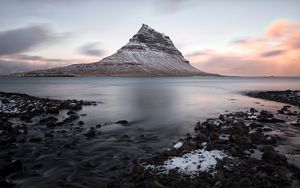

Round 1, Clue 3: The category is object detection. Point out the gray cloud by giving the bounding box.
[261,50,284,57]
[0,54,73,74]
[78,42,104,56]
[0,25,65,55]
[0,59,41,74]
[154,0,194,14]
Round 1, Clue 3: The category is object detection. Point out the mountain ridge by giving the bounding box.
[13,24,217,77]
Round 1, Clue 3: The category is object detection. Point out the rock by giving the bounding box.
[262,150,287,166]
[115,120,129,125]
[63,114,80,123]
[44,131,54,138]
[258,110,273,119]
[78,121,84,125]
[238,178,251,187]
[19,114,32,121]
[96,124,102,128]
[29,137,42,142]
[84,127,96,137]
[0,179,15,188]
[69,103,82,110]
[1,98,9,104]
[219,115,225,121]
[48,106,59,114]
[250,107,258,113]
[153,180,165,188]
[39,116,58,124]
[0,159,23,177]
[249,123,263,129]
[81,160,97,168]
[262,127,272,132]
[67,110,76,115]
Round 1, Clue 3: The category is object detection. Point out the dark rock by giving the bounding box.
[115,120,129,125]
[262,150,287,165]
[249,123,263,129]
[262,127,272,132]
[69,103,82,111]
[19,114,32,121]
[44,131,54,137]
[258,110,273,119]
[238,177,251,187]
[29,137,42,142]
[48,106,59,114]
[63,115,79,123]
[219,115,225,121]
[96,124,102,128]
[84,127,96,137]
[81,161,97,168]
[67,110,76,115]
[250,107,258,113]
[0,179,15,188]
[1,98,10,104]
[78,121,84,125]
[39,116,58,124]
[0,159,23,177]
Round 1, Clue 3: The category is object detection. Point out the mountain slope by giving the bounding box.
[16,24,215,76]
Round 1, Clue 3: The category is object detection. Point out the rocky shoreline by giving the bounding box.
[0,92,99,187]
[1,91,300,187]
[127,91,300,188]
[245,90,300,107]
[129,110,300,188]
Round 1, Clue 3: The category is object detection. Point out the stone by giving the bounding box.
[84,127,96,137]
[262,150,287,166]
[29,137,42,142]
[78,121,84,125]
[115,120,129,125]
[67,110,76,115]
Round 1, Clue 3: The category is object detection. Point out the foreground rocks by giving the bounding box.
[0,92,99,186]
[129,108,300,188]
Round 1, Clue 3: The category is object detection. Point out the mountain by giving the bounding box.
[15,24,215,76]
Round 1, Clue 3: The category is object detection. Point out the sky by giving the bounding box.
[0,0,300,76]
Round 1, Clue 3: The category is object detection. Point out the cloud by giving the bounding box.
[0,54,99,74]
[154,0,194,14]
[188,19,300,76]
[77,42,104,56]
[260,50,284,57]
[0,25,65,55]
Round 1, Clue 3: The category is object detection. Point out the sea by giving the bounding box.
[0,76,299,187]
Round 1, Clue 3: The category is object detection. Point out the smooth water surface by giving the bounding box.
[0,77,299,187]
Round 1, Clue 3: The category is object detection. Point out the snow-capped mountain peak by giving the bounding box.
[14,24,214,76]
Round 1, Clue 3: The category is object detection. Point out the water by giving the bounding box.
[0,76,300,187]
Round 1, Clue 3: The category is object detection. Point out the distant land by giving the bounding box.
[11,24,217,77]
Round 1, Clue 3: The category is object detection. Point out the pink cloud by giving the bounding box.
[188,19,300,76]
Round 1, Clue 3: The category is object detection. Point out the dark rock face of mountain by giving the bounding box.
[15,24,216,76]
[123,24,186,59]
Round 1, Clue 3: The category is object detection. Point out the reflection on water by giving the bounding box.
[0,77,300,187]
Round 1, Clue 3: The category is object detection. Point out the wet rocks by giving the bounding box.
[29,137,43,142]
[84,127,97,137]
[245,90,300,107]
[63,114,80,123]
[131,107,300,187]
[115,120,129,125]
[262,149,288,166]
[67,110,76,115]
[0,159,23,178]
[0,92,97,119]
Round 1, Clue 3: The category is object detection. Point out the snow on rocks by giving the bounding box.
[173,141,183,149]
[145,149,228,175]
